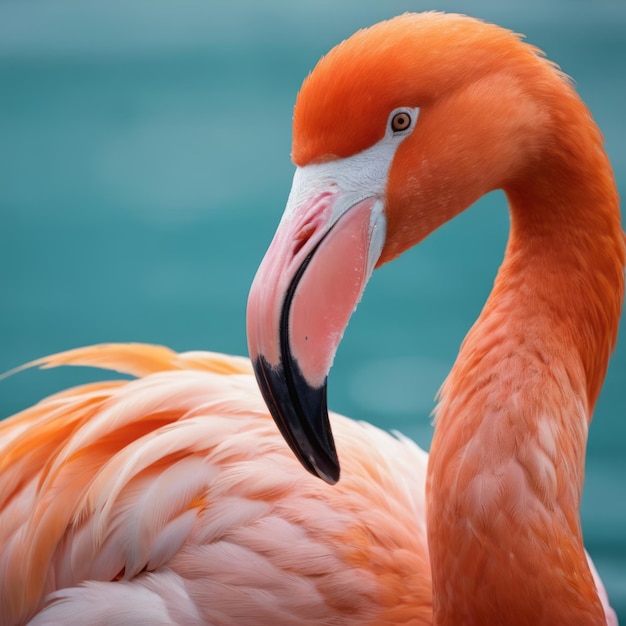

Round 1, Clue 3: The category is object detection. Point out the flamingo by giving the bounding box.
[0,11,621,626]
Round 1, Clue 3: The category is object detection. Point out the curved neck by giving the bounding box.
[426,95,624,625]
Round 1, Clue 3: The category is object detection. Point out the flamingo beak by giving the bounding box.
[247,165,386,484]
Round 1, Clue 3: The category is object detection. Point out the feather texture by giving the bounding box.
[0,344,430,625]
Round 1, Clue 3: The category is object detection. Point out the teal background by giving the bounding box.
[1,0,624,618]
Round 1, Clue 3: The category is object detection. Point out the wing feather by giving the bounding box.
[1,343,429,625]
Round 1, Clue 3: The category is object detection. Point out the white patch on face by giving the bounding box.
[283,106,420,225]
[277,107,419,283]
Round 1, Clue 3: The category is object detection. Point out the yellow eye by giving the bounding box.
[391,111,412,132]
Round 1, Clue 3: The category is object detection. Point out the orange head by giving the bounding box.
[247,12,583,482]
[293,12,558,262]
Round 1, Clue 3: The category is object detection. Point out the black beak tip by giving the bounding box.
[310,448,340,485]
[252,355,340,484]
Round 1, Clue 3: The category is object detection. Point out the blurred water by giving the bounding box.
[1,0,624,618]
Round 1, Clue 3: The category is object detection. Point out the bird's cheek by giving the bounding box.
[381,159,434,264]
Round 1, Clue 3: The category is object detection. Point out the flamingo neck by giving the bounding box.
[426,100,624,625]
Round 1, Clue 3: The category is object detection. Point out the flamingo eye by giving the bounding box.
[391,111,412,133]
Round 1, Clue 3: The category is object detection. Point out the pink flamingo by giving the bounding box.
[1,12,621,625]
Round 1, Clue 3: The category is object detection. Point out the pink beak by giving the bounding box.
[247,167,386,483]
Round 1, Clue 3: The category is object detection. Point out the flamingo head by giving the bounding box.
[247,13,550,483]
